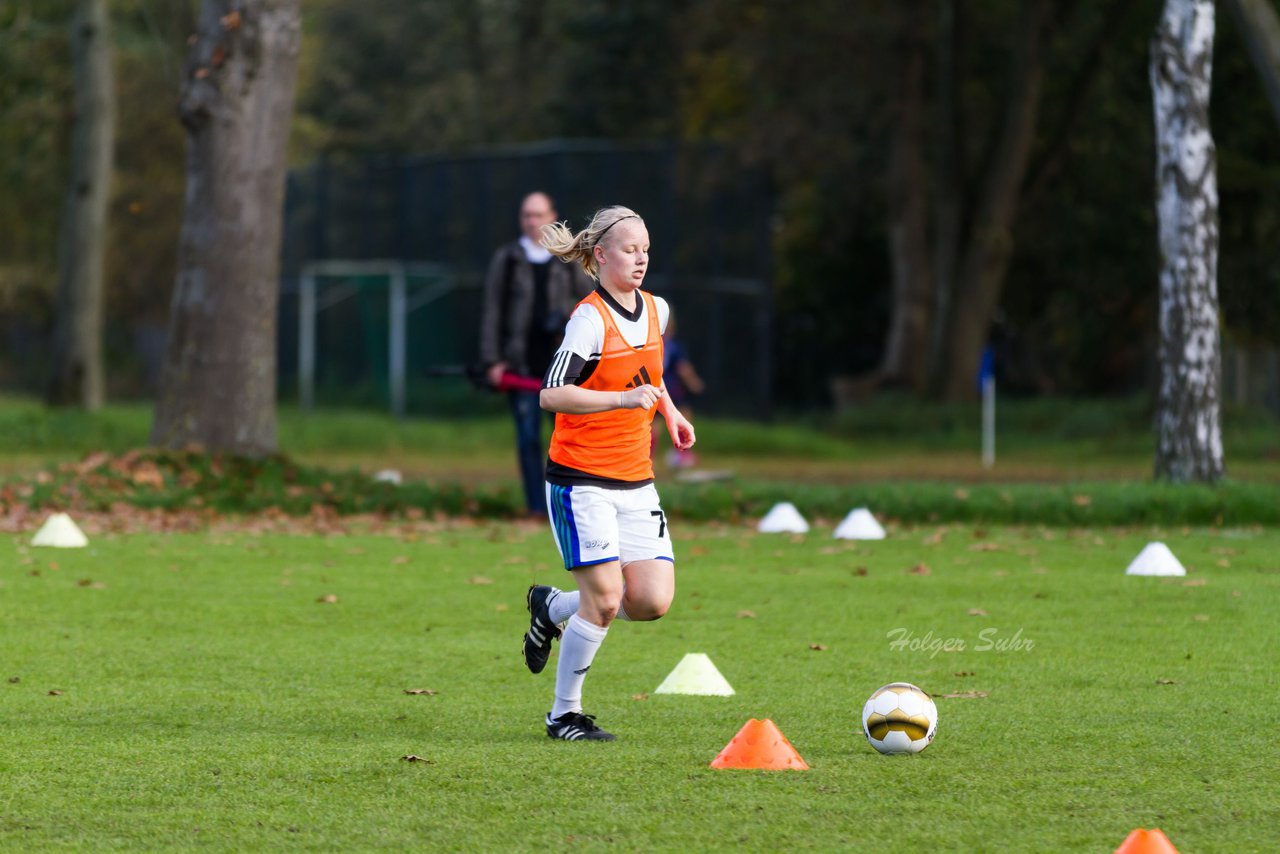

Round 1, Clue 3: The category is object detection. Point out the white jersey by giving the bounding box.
[543,287,669,389]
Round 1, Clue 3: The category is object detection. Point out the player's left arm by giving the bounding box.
[658,380,696,450]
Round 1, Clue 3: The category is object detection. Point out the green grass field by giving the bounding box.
[3,520,1276,851]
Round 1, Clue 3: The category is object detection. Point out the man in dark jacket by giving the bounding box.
[480,192,594,516]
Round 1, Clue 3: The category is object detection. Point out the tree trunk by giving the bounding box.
[1223,0,1280,130]
[47,0,114,410]
[878,1,933,392]
[939,0,1050,401]
[150,0,301,456]
[928,0,964,392]
[1151,0,1224,482]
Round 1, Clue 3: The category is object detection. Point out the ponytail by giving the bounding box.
[540,205,643,280]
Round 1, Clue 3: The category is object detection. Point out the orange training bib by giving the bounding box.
[548,291,664,482]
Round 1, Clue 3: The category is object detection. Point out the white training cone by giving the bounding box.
[757,502,809,534]
[654,653,735,696]
[833,507,886,540]
[31,513,89,548]
[1124,542,1187,577]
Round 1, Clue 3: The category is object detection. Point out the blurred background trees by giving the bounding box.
[1,0,1278,415]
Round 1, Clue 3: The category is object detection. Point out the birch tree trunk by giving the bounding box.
[1151,0,1224,482]
[47,0,114,409]
[150,0,301,456]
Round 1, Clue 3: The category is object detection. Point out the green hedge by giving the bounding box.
[660,479,1280,526]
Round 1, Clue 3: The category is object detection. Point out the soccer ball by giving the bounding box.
[861,682,938,754]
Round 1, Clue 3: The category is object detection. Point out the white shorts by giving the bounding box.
[544,482,675,570]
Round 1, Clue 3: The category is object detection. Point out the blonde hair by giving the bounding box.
[539,206,643,280]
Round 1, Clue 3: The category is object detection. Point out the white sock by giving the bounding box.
[551,614,608,719]
[547,588,579,625]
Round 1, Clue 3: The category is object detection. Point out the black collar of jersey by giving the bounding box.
[594,285,644,323]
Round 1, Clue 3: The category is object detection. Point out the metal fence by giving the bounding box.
[277,139,775,418]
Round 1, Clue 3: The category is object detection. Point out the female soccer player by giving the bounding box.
[521,205,696,741]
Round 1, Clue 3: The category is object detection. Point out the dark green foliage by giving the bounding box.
[4,1,1279,403]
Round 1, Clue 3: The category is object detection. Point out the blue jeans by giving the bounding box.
[508,391,548,515]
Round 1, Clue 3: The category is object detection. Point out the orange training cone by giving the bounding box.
[710,718,809,770]
[1114,828,1180,854]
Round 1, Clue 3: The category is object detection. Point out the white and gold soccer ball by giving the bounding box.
[861,682,938,754]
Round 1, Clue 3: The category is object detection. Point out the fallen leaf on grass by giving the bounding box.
[967,608,988,617]
[494,603,509,613]
[400,754,433,763]
[391,556,410,565]
[1216,559,1230,568]
[317,594,338,604]
[131,463,165,489]
[808,643,828,651]
[404,688,437,696]
[77,451,111,474]
[909,564,931,576]
[1155,679,1178,685]
[953,671,975,678]
[1183,578,1207,587]
[936,691,987,699]
[954,489,970,501]
[1192,614,1210,622]
[47,690,64,696]
[969,543,1002,552]
[468,576,493,586]
[1072,494,1092,507]
[853,567,868,577]
[736,610,757,619]
[631,693,649,701]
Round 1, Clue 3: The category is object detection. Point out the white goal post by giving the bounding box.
[297,259,459,417]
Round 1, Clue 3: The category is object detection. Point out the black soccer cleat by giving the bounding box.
[522,585,562,674]
[545,711,616,742]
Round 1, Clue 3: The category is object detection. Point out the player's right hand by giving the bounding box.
[621,384,664,411]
